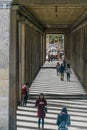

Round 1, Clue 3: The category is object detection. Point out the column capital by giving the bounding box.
[11,4,19,14]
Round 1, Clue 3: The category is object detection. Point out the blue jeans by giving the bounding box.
[38,117,44,128]
[67,73,70,81]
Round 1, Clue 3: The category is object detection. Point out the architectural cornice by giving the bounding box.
[71,11,87,32]
[16,6,45,32]
[13,0,87,6]
[47,27,71,33]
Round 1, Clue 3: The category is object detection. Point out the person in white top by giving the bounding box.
[66,64,72,81]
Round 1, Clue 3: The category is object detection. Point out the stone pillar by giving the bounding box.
[76,28,85,80]
[21,24,26,83]
[25,25,32,82]
[18,22,26,103]
[71,23,87,92]
[43,33,46,63]
[64,29,71,63]
[9,5,19,130]
[40,33,43,66]
[0,2,11,130]
[83,25,87,91]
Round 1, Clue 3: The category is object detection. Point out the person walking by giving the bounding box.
[63,58,66,71]
[66,64,72,81]
[21,82,29,106]
[56,107,71,130]
[59,63,65,81]
[35,93,47,130]
[48,51,50,62]
[56,62,60,76]
[50,54,53,62]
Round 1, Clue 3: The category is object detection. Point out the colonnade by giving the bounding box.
[9,4,87,130]
[71,12,87,91]
[9,4,45,129]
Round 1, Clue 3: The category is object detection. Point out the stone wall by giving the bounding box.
[71,13,87,92]
[0,6,10,130]
[25,24,42,84]
[9,4,45,129]
[0,9,10,69]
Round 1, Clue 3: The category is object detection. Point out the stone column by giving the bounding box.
[43,33,46,63]
[9,5,19,130]
[77,28,85,81]
[83,25,87,91]
[21,24,26,83]
[64,29,71,63]
[18,22,26,103]
[40,33,43,66]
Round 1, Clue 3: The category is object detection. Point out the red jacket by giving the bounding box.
[21,85,26,95]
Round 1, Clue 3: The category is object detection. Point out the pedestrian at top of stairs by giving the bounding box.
[56,62,60,76]
[59,63,65,81]
[66,64,72,81]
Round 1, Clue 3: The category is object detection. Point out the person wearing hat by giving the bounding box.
[35,93,47,130]
[56,107,71,130]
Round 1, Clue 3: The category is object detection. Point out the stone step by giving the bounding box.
[29,94,87,99]
[17,61,87,130]
[29,62,85,96]
[17,99,87,130]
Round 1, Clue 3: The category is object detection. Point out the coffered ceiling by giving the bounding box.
[14,0,87,28]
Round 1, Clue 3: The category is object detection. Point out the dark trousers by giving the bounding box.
[67,73,70,81]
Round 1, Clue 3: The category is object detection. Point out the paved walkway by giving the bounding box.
[30,61,85,96]
[17,61,87,130]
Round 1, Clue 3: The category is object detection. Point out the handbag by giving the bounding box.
[43,107,47,113]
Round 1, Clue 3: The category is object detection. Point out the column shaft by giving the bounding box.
[9,5,19,130]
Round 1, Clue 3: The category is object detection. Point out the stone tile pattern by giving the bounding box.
[30,61,85,95]
[0,8,10,69]
[0,6,10,130]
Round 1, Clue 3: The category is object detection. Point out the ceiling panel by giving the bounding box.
[25,5,87,28]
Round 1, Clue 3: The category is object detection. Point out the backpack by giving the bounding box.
[57,113,69,125]
[21,85,26,95]
[59,65,64,73]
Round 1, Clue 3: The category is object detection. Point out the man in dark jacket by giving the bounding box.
[56,107,71,130]
[59,63,65,81]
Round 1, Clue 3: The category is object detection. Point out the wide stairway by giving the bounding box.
[17,61,87,130]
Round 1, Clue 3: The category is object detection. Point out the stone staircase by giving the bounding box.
[17,61,87,130]
[17,99,87,130]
